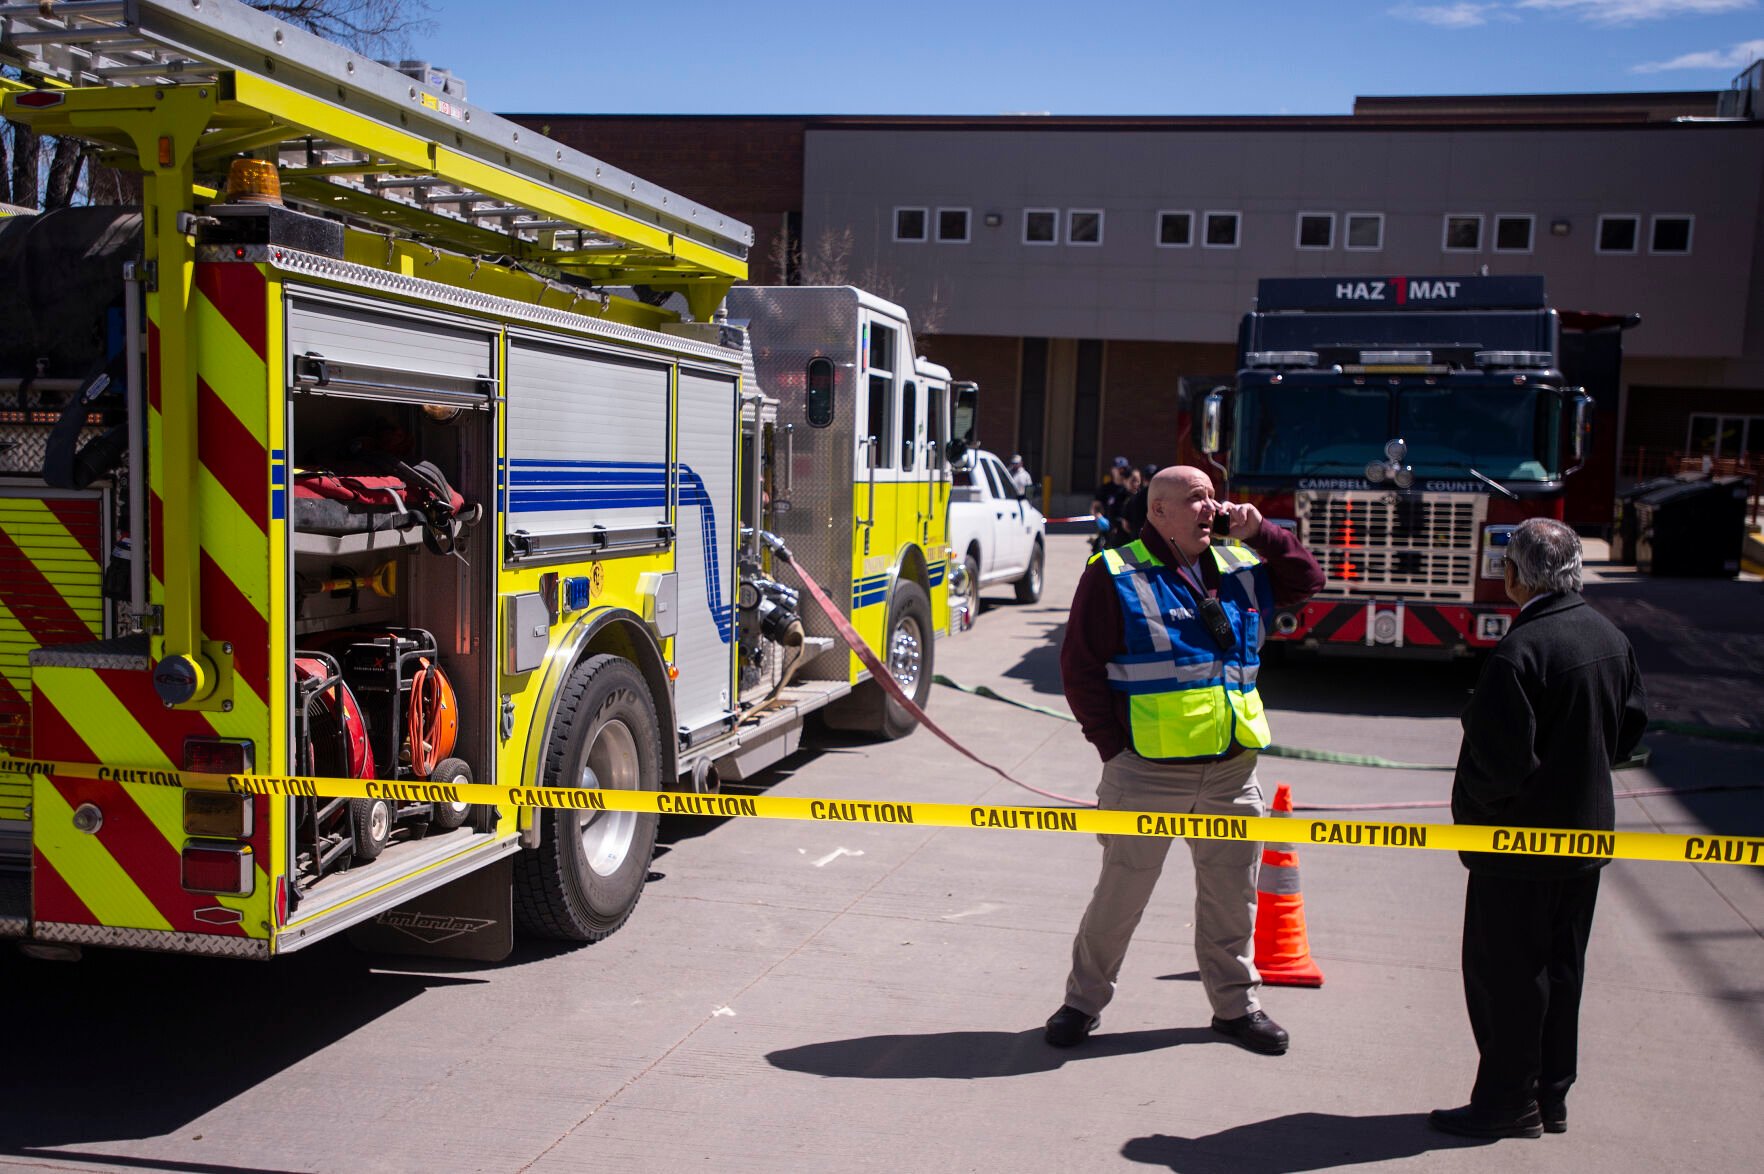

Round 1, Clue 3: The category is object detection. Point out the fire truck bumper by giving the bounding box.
[1271,599,1516,658]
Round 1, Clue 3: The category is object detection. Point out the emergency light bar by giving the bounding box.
[1474,350,1552,368]
[1358,350,1433,366]
[1243,350,1320,369]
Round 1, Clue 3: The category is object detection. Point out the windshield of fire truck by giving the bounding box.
[1230,381,1562,482]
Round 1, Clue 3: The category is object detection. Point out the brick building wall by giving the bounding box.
[917,334,1020,457]
[1098,340,1235,478]
[509,115,808,285]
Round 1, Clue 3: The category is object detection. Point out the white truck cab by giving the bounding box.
[947,449,1045,626]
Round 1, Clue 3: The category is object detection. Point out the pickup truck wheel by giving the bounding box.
[821,579,935,740]
[514,655,661,942]
[1014,540,1045,604]
[950,551,980,628]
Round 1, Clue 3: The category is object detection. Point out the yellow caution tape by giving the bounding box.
[9,755,1760,867]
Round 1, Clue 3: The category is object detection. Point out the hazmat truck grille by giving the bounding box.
[1296,491,1485,602]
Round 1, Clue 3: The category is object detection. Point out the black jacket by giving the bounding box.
[1452,592,1648,877]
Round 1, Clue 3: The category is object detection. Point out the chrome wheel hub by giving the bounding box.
[579,717,640,877]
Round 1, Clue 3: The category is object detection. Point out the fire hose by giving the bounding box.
[760,531,1094,806]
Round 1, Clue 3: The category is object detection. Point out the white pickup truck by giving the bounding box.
[947,449,1045,626]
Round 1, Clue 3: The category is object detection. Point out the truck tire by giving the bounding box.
[822,579,934,740]
[514,655,661,942]
[426,756,473,831]
[1014,540,1045,604]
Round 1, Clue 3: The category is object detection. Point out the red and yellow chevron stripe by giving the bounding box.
[31,259,280,943]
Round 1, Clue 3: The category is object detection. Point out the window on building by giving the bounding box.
[1494,215,1534,253]
[1157,211,1194,247]
[1024,208,1058,245]
[1203,211,1240,248]
[1344,212,1383,251]
[1068,209,1103,245]
[1597,215,1640,254]
[1296,212,1334,250]
[1443,214,1482,252]
[936,207,970,243]
[894,207,927,242]
[1651,215,1694,254]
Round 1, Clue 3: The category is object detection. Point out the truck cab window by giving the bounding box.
[901,381,918,470]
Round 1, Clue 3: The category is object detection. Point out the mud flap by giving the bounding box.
[345,856,514,961]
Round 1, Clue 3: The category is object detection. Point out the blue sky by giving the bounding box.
[411,0,1764,115]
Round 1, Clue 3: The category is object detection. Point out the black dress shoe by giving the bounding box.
[1428,1103,1544,1139]
[1540,1101,1566,1134]
[1044,1005,1099,1047]
[1209,1009,1289,1055]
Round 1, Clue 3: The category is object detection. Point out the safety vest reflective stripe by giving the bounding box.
[1224,663,1260,687]
[1106,659,1220,685]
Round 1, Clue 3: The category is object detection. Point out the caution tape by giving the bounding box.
[6,756,1760,867]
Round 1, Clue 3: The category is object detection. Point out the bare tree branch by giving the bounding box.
[8,123,39,211]
[246,1,437,56]
[44,138,85,211]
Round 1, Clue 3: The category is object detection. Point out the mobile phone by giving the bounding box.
[1211,502,1236,535]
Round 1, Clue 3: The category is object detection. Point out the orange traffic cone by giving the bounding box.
[1253,782,1324,987]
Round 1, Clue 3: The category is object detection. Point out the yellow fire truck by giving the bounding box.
[0,0,968,961]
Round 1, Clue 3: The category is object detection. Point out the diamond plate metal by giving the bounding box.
[34,921,271,959]
[726,287,863,682]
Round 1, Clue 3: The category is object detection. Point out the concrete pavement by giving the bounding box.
[2,534,1760,1172]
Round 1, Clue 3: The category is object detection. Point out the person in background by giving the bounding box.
[1007,454,1036,497]
[1090,456,1132,554]
[1105,465,1144,549]
[1046,466,1324,1055]
[1119,463,1160,541]
[1429,518,1647,1140]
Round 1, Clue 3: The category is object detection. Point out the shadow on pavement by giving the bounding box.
[1121,1113,1490,1172]
[1586,575,1764,732]
[0,938,475,1150]
[766,1026,1220,1079]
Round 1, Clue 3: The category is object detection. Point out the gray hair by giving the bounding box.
[1506,517,1583,594]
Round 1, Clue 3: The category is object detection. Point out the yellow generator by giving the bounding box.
[0,0,971,962]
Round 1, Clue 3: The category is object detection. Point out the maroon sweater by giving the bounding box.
[1060,522,1325,763]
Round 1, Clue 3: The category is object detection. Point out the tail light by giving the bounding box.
[184,791,254,838]
[181,843,255,895]
[184,736,254,774]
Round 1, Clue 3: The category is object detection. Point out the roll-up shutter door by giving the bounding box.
[0,488,107,870]
[675,369,738,736]
[505,339,670,552]
[286,298,496,387]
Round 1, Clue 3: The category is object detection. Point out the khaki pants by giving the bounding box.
[1064,749,1266,1020]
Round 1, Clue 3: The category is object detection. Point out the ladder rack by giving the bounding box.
[0,0,749,295]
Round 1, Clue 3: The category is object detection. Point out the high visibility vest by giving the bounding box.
[1097,538,1274,760]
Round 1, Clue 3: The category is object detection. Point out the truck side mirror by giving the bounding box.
[1569,389,1593,469]
[944,438,969,464]
[1200,388,1225,455]
[952,381,978,447]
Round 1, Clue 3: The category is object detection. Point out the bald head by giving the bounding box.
[1149,465,1216,508]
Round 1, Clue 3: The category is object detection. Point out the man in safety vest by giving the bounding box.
[1045,465,1324,1054]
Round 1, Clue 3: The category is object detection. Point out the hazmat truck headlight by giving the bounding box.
[1371,611,1400,645]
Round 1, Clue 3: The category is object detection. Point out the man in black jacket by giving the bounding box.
[1430,518,1647,1141]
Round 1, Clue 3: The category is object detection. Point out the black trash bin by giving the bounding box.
[1611,475,1688,565]
[1634,476,1750,577]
